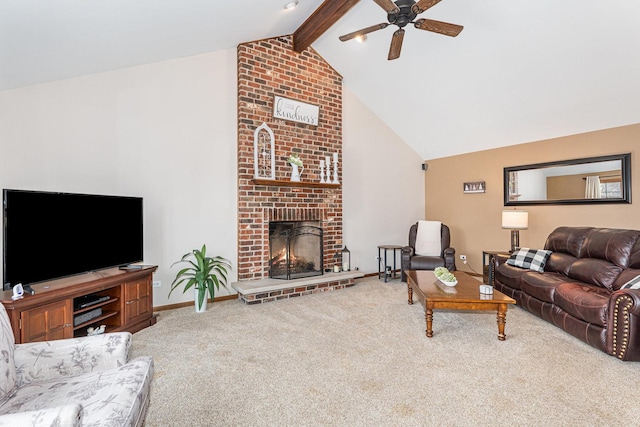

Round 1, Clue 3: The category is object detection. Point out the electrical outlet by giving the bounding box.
[152,280,162,288]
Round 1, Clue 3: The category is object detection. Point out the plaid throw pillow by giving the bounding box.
[621,275,640,290]
[506,248,552,273]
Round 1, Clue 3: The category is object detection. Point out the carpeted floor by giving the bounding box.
[131,278,640,426]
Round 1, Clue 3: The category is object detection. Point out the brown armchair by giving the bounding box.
[401,222,456,282]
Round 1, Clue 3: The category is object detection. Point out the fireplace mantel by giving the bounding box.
[251,179,340,189]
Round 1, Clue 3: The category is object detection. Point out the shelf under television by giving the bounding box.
[73,297,119,315]
[73,310,119,332]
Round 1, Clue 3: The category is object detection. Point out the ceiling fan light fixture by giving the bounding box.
[339,0,462,60]
[355,34,367,43]
[283,0,298,10]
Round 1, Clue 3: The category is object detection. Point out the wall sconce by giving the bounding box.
[502,210,528,252]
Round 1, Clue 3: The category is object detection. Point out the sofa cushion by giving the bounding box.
[568,258,623,290]
[579,228,640,268]
[544,226,592,257]
[506,248,552,272]
[0,356,153,426]
[495,263,528,290]
[0,304,17,405]
[545,252,578,275]
[627,239,640,269]
[520,272,565,303]
[554,283,610,327]
[410,256,445,271]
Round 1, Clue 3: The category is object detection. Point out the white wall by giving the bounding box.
[0,51,425,307]
[342,87,425,274]
[0,50,238,307]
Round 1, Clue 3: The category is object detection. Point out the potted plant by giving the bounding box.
[169,244,232,312]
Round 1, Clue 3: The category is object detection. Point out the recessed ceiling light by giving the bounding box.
[284,1,298,10]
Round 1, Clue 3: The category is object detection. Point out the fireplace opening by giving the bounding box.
[269,221,323,280]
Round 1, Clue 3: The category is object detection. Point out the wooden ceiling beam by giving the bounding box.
[293,0,361,53]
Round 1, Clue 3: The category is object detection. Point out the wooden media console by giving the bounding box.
[0,265,157,344]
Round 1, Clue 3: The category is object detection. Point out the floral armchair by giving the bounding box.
[0,302,153,426]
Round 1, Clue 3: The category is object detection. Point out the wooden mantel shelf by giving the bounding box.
[251,179,340,189]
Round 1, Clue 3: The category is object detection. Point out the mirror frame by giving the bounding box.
[504,153,631,206]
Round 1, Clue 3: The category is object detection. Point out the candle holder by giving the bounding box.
[332,153,340,184]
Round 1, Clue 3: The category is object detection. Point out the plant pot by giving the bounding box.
[194,288,208,313]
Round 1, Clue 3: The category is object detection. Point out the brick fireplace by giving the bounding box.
[236,36,345,285]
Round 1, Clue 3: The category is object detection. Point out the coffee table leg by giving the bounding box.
[425,308,433,337]
[407,283,413,305]
[497,303,508,341]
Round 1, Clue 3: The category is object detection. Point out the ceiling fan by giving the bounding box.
[339,0,463,60]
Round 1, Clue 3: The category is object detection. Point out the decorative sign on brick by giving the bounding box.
[273,96,319,126]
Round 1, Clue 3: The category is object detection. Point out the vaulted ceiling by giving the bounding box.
[1,0,639,159]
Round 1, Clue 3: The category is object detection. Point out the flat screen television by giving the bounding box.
[3,189,143,289]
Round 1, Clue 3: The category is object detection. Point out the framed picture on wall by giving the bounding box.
[464,181,486,194]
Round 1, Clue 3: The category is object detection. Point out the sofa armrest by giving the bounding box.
[494,253,510,267]
[401,246,414,268]
[14,332,131,386]
[443,247,456,271]
[401,246,414,281]
[0,404,82,427]
[609,290,640,361]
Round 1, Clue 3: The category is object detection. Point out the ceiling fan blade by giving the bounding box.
[339,23,389,42]
[374,0,400,14]
[411,0,443,14]
[388,28,405,60]
[414,19,463,37]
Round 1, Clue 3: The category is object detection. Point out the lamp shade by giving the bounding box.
[502,210,528,230]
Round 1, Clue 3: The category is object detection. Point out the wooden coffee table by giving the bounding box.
[406,270,516,340]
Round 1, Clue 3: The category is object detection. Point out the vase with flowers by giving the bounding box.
[287,153,304,182]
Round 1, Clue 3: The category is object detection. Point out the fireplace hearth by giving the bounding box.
[269,221,323,280]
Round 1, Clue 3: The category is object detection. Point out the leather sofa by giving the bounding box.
[494,226,640,361]
[401,222,456,282]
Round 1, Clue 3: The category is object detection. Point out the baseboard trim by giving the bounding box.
[154,293,237,312]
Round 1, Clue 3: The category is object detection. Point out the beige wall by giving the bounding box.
[343,87,425,273]
[424,123,640,276]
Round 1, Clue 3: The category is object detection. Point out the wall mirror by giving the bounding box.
[504,153,631,205]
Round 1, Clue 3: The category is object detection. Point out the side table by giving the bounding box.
[378,245,403,282]
[482,250,511,285]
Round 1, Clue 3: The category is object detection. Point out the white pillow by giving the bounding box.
[415,220,442,256]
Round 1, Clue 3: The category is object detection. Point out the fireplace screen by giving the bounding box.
[269,221,323,280]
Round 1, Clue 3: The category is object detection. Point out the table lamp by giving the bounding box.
[502,210,528,252]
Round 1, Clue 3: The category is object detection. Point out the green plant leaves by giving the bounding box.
[168,244,232,305]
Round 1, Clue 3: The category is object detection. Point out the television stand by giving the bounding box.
[0,266,157,344]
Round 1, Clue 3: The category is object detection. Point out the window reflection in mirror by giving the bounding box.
[504,154,631,206]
